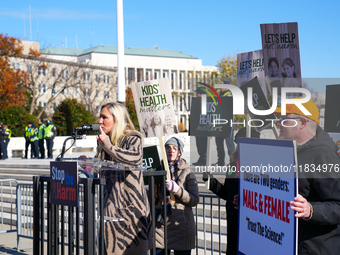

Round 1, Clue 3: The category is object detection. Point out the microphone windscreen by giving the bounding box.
[91,124,100,131]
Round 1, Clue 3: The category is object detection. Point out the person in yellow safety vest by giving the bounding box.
[38,118,46,159]
[44,120,57,159]
[2,124,11,159]
[24,122,33,159]
[30,124,39,159]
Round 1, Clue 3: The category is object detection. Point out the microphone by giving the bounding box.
[74,124,100,135]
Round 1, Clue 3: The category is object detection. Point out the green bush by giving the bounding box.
[0,105,38,137]
[53,99,96,136]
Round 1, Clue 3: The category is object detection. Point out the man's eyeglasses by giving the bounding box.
[276,117,308,125]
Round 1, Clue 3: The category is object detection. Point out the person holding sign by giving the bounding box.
[155,137,199,255]
[275,99,340,255]
[80,102,152,255]
[203,127,260,255]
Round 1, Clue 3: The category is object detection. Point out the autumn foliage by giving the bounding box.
[125,87,140,130]
[0,34,29,110]
[217,55,238,85]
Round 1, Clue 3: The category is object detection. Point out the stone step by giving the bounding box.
[0,168,50,175]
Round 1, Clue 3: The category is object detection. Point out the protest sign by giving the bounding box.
[50,161,78,207]
[240,77,277,131]
[142,145,162,184]
[131,78,178,138]
[325,84,340,133]
[261,22,301,97]
[237,50,266,95]
[189,96,233,137]
[238,138,297,255]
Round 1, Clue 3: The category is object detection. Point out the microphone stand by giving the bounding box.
[56,131,87,161]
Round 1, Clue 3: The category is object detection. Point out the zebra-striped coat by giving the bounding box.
[99,130,153,255]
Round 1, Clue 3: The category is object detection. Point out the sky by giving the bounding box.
[1,0,340,92]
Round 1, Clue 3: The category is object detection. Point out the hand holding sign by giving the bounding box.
[290,194,311,218]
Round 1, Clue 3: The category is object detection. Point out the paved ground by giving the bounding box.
[0,225,33,255]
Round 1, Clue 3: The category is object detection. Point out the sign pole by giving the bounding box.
[158,136,176,202]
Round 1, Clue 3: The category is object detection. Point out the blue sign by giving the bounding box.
[50,161,78,207]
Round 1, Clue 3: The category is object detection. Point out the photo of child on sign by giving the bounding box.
[131,78,178,138]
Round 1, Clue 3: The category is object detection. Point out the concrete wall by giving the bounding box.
[6,130,277,158]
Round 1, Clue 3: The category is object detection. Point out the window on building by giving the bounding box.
[180,97,183,111]
[84,72,90,81]
[84,88,91,98]
[27,65,32,73]
[145,72,149,81]
[128,68,135,83]
[188,95,191,111]
[39,84,46,94]
[180,73,182,89]
[95,74,99,83]
[52,68,57,77]
[52,103,57,111]
[11,62,21,70]
[75,87,79,97]
[38,66,47,76]
[95,89,99,98]
[137,68,143,82]
[74,71,78,80]
[103,75,110,84]
[52,85,57,95]
[171,73,174,89]
[64,70,69,79]
[85,105,89,111]
[163,72,166,78]
[104,91,110,99]
[154,72,157,79]
[188,74,191,90]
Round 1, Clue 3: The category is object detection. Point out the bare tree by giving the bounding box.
[16,53,116,119]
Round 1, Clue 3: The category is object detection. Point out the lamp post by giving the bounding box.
[116,0,126,103]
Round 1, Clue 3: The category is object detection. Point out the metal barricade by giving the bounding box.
[0,179,18,235]
[16,182,34,251]
[194,193,226,255]
[32,169,168,255]
[33,176,105,255]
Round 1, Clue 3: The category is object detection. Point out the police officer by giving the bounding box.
[38,118,46,159]
[24,122,33,159]
[44,120,57,159]
[3,124,11,159]
[0,123,5,160]
[30,124,39,159]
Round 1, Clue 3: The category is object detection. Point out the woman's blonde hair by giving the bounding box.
[102,102,135,146]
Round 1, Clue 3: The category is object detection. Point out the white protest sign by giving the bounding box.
[131,78,178,138]
[237,50,266,95]
[238,138,297,255]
